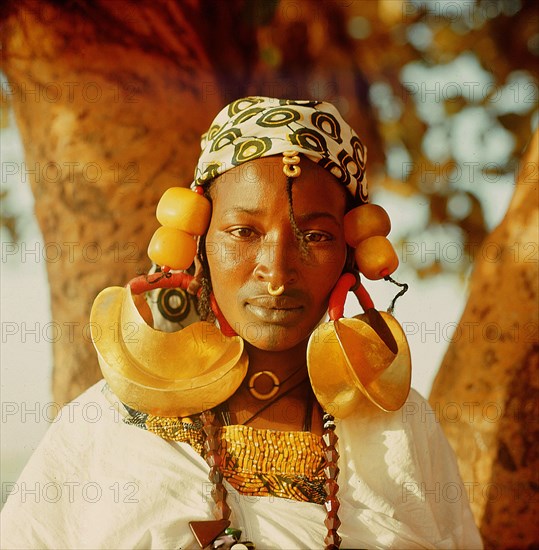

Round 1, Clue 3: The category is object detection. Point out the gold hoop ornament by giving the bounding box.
[307,273,411,418]
[90,273,247,417]
[248,371,280,400]
[267,283,285,296]
[282,150,302,178]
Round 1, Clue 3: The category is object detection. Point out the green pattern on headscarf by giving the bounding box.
[193,97,368,205]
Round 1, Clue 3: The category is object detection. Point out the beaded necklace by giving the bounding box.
[190,407,342,549]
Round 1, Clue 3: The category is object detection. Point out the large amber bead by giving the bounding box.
[147,226,197,269]
[156,187,211,235]
[354,236,399,280]
[344,204,391,247]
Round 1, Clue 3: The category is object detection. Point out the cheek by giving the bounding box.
[205,236,253,279]
[204,234,254,319]
[307,245,347,281]
[301,250,348,314]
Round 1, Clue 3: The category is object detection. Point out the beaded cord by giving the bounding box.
[322,413,342,549]
[201,410,231,521]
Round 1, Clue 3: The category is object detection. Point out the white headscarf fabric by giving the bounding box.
[193,97,368,205]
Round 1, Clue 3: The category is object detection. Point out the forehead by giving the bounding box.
[210,156,347,214]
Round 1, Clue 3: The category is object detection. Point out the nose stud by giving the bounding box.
[267,283,285,296]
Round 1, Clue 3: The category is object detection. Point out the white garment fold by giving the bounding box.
[1,380,482,549]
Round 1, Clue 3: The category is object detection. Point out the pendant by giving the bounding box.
[189,519,230,548]
[248,370,280,400]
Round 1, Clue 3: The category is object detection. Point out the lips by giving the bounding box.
[245,295,304,324]
[247,296,303,309]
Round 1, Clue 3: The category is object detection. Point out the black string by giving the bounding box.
[218,368,316,430]
[145,269,172,284]
[242,377,310,426]
[302,386,316,432]
[384,274,409,314]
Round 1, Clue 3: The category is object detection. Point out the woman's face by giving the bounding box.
[205,156,348,351]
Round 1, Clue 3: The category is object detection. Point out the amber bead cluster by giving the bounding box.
[343,203,399,280]
[147,186,210,270]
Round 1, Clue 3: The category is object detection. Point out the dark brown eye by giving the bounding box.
[229,227,255,239]
[303,231,332,243]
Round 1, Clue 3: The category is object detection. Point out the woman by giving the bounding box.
[1,97,482,549]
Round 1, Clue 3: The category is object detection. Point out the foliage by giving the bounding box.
[251,0,538,277]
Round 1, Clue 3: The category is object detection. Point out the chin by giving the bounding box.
[241,324,308,352]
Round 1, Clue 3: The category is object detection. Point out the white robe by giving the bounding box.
[1,380,482,549]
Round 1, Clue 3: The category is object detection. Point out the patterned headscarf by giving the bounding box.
[193,97,368,205]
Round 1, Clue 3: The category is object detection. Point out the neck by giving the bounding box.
[244,338,309,378]
[224,337,323,434]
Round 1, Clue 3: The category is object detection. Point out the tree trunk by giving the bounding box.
[429,130,539,547]
[1,1,232,403]
[2,0,380,405]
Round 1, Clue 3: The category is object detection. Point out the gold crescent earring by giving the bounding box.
[306,273,411,418]
[267,283,285,296]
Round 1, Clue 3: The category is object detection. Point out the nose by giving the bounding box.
[254,233,299,288]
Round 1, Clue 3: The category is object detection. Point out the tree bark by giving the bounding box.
[429,130,539,547]
[1,1,229,403]
[2,0,379,405]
